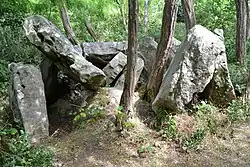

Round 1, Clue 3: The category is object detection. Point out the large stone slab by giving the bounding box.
[102,52,127,86]
[138,37,158,74]
[137,37,181,86]
[23,15,105,90]
[166,38,182,68]
[153,25,236,112]
[115,56,144,89]
[9,63,49,144]
[138,37,181,74]
[82,42,127,69]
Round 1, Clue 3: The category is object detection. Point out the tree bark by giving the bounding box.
[235,0,247,65]
[83,17,99,42]
[181,0,196,34]
[60,3,79,45]
[145,0,178,102]
[244,73,250,101]
[246,0,250,39]
[118,0,139,129]
[144,0,149,34]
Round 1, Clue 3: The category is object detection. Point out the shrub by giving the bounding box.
[181,128,206,150]
[73,105,106,129]
[227,99,250,123]
[194,101,219,134]
[228,64,248,96]
[154,110,178,139]
[0,130,53,167]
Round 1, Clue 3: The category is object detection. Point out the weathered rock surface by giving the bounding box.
[9,63,49,144]
[166,38,182,68]
[23,15,106,90]
[137,37,181,86]
[115,56,144,89]
[86,88,123,118]
[138,37,158,74]
[153,25,236,112]
[138,37,181,74]
[82,42,127,69]
[102,52,127,86]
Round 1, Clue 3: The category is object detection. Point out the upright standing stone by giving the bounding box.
[9,63,49,144]
[153,25,235,112]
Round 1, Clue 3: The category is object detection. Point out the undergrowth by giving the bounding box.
[73,105,106,129]
[227,99,250,123]
[0,130,53,167]
[73,88,109,129]
[154,99,250,151]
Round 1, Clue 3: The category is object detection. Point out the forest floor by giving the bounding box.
[46,108,250,167]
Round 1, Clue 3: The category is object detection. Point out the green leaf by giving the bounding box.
[117,106,123,111]
[10,128,18,135]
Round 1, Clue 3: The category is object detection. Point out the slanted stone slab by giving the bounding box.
[102,52,127,86]
[82,42,127,69]
[9,63,49,144]
[23,15,105,90]
[115,56,144,89]
[153,25,236,112]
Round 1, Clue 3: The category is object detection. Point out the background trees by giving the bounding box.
[181,0,196,33]
[0,0,249,104]
[235,0,248,65]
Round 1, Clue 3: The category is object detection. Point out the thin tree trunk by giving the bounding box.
[83,17,99,42]
[144,0,149,34]
[246,0,250,39]
[115,0,128,33]
[118,0,139,130]
[235,0,247,65]
[244,74,250,101]
[145,0,178,102]
[48,0,52,19]
[60,3,79,45]
[181,0,196,34]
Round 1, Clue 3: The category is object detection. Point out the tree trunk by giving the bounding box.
[118,0,139,130]
[246,0,250,39]
[144,0,149,34]
[235,0,247,65]
[181,0,196,34]
[244,74,250,101]
[115,0,128,33]
[60,3,79,45]
[145,0,178,102]
[83,17,99,42]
